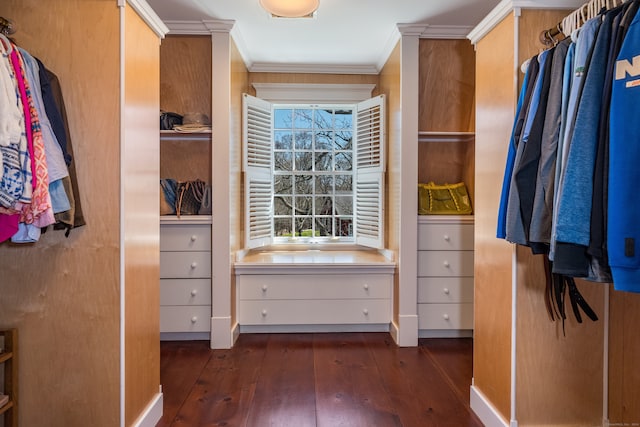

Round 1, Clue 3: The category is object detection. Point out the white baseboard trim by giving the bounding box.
[395,314,418,347]
[211,316,234,349]
[418,329,473,339]
[470,384,512,427]
[237,323,390,334]
[131,390,163,427]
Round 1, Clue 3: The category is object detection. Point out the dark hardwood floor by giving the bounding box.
[157,333,483,427]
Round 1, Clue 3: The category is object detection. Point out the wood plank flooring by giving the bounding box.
[157,333,483,427]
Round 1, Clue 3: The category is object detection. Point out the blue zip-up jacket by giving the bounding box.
[609,7,640,293]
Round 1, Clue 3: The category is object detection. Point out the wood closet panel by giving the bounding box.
[418,39,475,132]
[160,35,212,116]
[160,140,211,183]
[229,38,251,322]
[514,9,605,426]
[474,14,516,421]
[1,1,121,425]
[378,42,401,321]
[609,290,640,424]
[123,5,161,425]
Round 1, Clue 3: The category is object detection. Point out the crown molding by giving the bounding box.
[421,25,475,39]
[126,0,169,38]
[252,83,376,103]
[376,26,402,72]
[249,62,380,75]
[396,23,473,40]
[467,0,584,44]
[164,19,235,35]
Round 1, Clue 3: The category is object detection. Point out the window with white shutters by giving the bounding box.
[242,93,385,249]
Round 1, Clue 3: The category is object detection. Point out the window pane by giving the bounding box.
[315,131,333,150]
[274,130,292,149]
[335,130,352,150]
[335,217,353,237]
[335,195,353,215]
[315,217,333,237]
[315,151,332,171]
[295,131,312,150]
[315,176,333,194]
[274,175,292,194]
[274,152,292,171]
[335,109,353,129]
[335,152,353,171]
[315,109,333,128]
[335,175,352,192]
[295,175,313,195]
[295,152,313,171]
[294,217,313,236]
[295,196,313,216]
[294,109,313,129]
[270,105,355,242]
[274,196,292,215]
[274,109,292,129]
[315,196,332,215]
[274,217,293,237]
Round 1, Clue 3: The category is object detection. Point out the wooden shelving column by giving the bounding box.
[0,329,17,427]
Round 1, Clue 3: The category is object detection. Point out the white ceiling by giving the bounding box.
[146,0,503,73]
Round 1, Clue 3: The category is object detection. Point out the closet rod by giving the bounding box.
[0,16,16,36]
[538,0,627,45]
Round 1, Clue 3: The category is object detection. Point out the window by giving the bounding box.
[273,106,354,241]
[243,93,385,249]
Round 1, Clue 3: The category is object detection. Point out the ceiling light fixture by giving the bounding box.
[259,0,319,18]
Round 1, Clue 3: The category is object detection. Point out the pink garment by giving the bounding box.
[0,213,19,243]
[12,46,53,227]
[9,47,36,190]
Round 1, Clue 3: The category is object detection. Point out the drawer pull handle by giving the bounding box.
[363,283,369,291]
[443,235,450,242]
[363,308,369,315]
[443,288,450,295]
[261,309,267,317]
[191,289,198,297]
[443,314,450,321]
[191,262,198,269]
[262,285,268,292]
[190,235,197,242]
[191,316,198,323]
[443,261,450,268]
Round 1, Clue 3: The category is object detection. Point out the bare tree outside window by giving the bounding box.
[273,106,354,240]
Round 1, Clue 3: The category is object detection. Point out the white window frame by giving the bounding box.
[242,87,385,250]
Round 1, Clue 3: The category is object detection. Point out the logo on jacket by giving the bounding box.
[616,54,640,88]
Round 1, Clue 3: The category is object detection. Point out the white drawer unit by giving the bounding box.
[417,216,474,337]
[235,250,395,331]
[160,222,211,339]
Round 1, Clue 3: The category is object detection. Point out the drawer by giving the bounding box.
[417,250,474,277]
[418,223,474,250]
[418,303,473,330]
[160,251,211,278]
[160,279,211,306]
[237,274,391,300]
[160,305,211,333]
[238,299,390,325]
[418,277,474,303]
[160,224,211,251]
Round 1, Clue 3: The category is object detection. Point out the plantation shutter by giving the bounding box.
[243,94,273,249]
[355,95,385,249]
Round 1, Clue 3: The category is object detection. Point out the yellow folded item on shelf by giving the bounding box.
[418,181,472,215]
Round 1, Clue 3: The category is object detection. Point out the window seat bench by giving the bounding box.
[234,249,395,333]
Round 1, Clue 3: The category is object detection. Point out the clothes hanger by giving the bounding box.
[0,33,14,54]
[0,17,15,37]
